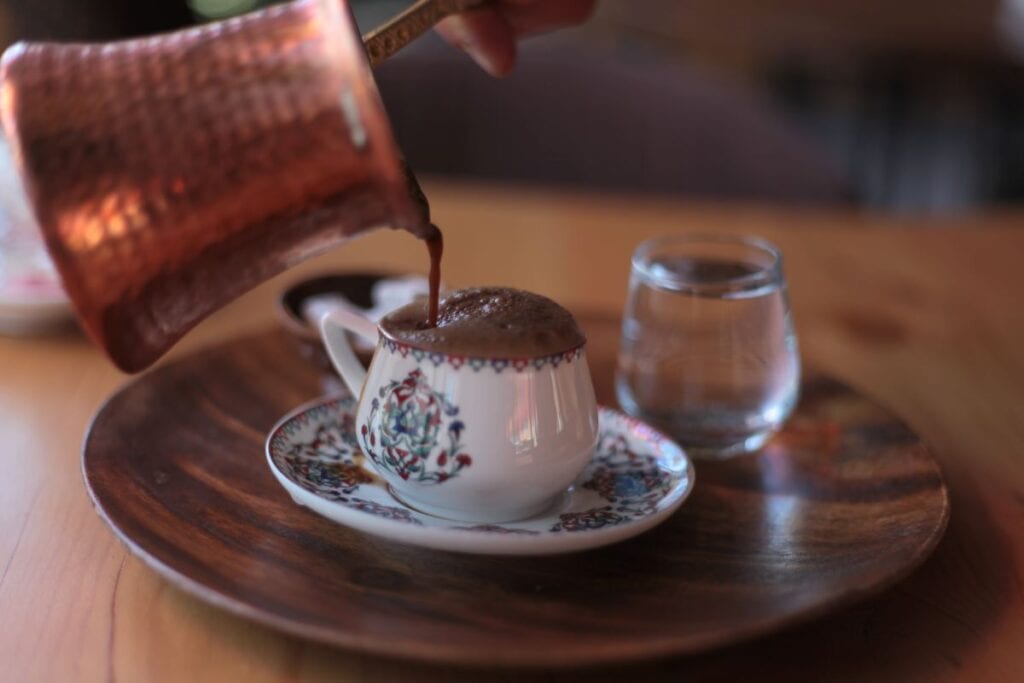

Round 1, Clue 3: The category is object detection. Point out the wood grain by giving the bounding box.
[1,181,1023,681]
[80,319,947,667]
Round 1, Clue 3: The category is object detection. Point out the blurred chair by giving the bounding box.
[376,33,851,204]
[0,0,851,205]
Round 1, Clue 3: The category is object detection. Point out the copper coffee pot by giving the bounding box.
[0,0,479,371]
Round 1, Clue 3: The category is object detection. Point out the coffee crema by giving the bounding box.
[380,286,586,358]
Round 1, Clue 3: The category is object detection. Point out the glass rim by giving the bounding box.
[631,233,784,293]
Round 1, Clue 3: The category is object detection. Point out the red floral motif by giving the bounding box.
[269,401,373,502]
[348,498,422,524]
[551,507,626,532]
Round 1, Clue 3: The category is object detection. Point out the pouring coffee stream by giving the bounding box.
[0,0,471,371]
[400,159,443,328]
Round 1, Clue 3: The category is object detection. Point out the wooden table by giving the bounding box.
[1,181,1022,681]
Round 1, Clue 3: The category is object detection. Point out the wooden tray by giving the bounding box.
[82,318,949,668]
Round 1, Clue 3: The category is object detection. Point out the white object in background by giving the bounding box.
[369,275,430,318]
[0,132,72,336]
[300,275,430,325]
[301,275,431,352]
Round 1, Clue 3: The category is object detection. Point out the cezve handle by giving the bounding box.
[320,309,379,399]
[363,0,487,65]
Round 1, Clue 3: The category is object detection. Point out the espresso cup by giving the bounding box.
[320,308,599,523]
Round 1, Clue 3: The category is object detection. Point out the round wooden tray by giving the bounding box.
[82,318,949,667]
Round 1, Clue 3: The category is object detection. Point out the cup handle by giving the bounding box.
[320,309,379,399]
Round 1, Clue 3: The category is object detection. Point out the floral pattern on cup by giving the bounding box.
[359,369,472,484]
[381,337,584,373]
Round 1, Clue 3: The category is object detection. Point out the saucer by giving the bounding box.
[266,396,694,555]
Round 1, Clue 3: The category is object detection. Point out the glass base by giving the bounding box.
[677,430,774,460]
[616,380,783,460]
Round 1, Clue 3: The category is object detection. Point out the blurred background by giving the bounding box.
[2,0,1023,213]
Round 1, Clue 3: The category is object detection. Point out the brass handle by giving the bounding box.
[362,0,487,66]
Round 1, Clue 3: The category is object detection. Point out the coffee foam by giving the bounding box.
[380,286,585,357]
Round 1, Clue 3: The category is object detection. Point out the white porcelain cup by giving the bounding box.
[320,307,599,523]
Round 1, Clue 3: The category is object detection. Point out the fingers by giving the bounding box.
[436,0,597,77]
[436,7,518,77]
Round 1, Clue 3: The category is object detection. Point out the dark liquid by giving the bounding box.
[381,286,586,357]
[400,159,443,328]
[425,227,443,327]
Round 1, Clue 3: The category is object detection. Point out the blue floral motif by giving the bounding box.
[548,430,675,532]
[611,472,650,498]
[360,369,472,484]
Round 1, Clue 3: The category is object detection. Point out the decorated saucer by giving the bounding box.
[266,396,694,555]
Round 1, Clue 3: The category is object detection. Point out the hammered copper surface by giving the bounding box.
[0,0,427,372]
[82,319,949,667]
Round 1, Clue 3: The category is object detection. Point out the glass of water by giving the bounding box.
[616,234,800,459]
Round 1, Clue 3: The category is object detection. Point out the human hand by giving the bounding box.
[436,0,596,77]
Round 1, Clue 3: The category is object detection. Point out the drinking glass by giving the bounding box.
[616,234,800,459]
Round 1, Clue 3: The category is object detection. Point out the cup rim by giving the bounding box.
[376,328,588,364]
[631,233,784,294]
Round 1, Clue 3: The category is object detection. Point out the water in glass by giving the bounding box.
[616,237,800,458]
